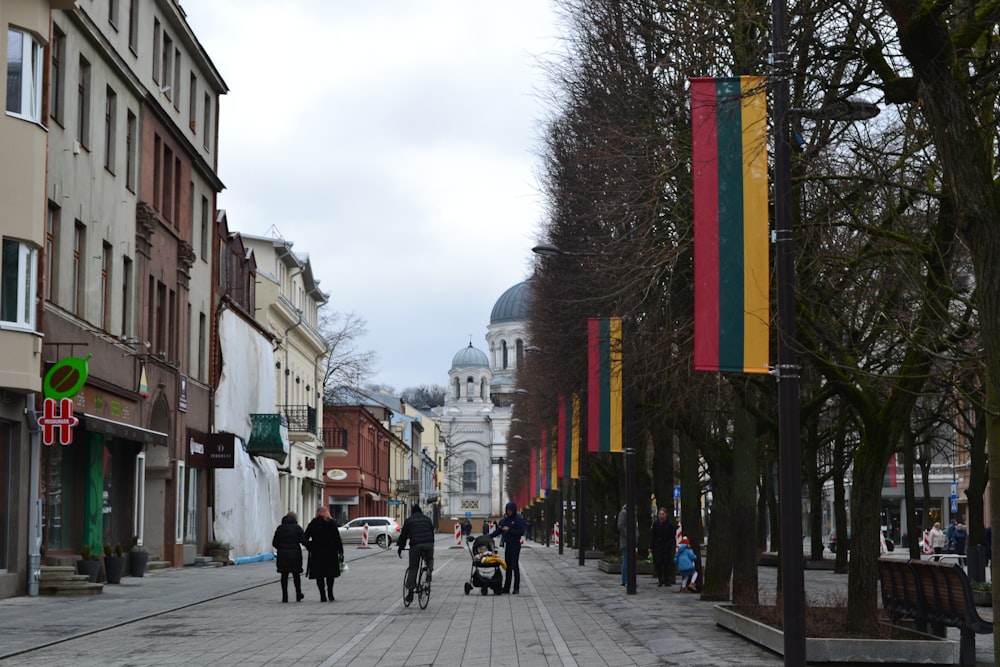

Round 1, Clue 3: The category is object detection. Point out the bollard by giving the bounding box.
[361,523,370,548]
[455,524,462,547]
[554,522,561,547]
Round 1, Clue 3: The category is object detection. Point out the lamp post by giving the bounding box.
[773,1,879,660]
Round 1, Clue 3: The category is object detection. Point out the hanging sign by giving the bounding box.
[39,354,90,445]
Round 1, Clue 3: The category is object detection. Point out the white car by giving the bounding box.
[339,517,400,548]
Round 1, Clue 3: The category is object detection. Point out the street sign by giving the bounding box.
[673,485,681,500]
[951,499,958,513]
[465,511,472,519]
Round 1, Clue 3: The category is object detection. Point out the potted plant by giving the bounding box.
[205,539,232,564]
[77,544,101,582]
[104,543,126,584]
[128,536,149,578]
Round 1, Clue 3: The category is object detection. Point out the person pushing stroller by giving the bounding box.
[489,501,526,594]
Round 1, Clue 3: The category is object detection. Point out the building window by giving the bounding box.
[77,56,91,148]
[50,26,66,125]
[200,196,209,259]
[161,33,173,99]
[100,242,112,331]
[6,28,43,122]
[152,19,160,82]
[198,312,206,381]
[502,340,508,369]
[0,238,38,328]
[462,460,477,493]
[125,110,136,191]
[45,205,58,302]
[466,377,474,402]
[127,0,138,52]
[202,92,211,151]
[162,145,173,220]
[172,48,181,110]
[188,73,197,131]
[121,256,132,337]
[104,86,117,172]
[72,222,85,317]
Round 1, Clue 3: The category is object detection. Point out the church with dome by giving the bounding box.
[435,280,532,519]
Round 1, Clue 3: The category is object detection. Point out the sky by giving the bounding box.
[183,2,563,392]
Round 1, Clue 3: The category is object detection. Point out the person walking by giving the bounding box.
[649,507,676,588]
[398,503,436,604]
[674,536,699,593]
[929,521,947,560]
[953,523,968,555]
[304,505,344,602]
[272,511,306,603]
[490,501,526,594]
[616,504,637,588]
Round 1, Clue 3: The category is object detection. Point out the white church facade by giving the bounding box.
[436,280,531,520]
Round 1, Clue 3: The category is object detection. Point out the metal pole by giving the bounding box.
[558,488,564,554]
[578,451,587,566]
[626,447,636,594]
[25,394,42,596]
[773,0,806,662]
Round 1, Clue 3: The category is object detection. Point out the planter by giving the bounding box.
[597,559,655,575]
[209,549,230,564]
[104,556,126,584]
[712,605,958,664]
[128,550,148,577]
[972,589,991,607]
[77,559,101,583]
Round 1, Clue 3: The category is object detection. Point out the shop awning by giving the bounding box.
[82,413,168,446]
[247,413,289,464]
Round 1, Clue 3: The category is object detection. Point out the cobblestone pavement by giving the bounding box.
[0,536,994,666]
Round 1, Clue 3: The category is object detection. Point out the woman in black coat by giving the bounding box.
[649,507,676,588]
[304,505,344,602]
[272,511,306,602]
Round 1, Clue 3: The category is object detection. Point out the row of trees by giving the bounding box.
[507,0,1000,638]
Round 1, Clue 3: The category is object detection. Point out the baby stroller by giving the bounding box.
[463,534,505,595]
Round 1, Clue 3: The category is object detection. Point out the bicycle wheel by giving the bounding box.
[402,567,413,607]
[418,563,430,609]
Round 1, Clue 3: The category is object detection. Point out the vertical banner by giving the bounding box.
[587,317,623,453]
[529,443,538,502]
[559,393,581,479]
[691,76,770,374]
[549,426,559,491]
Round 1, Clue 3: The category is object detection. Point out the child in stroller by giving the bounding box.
[464,533,506,595]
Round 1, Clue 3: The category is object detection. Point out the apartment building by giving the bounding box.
[1,0,75,599]
[241,233,329,522]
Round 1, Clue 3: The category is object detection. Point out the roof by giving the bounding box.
[490,280,533,324]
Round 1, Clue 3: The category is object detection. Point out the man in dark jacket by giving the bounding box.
[490,501,526,594]
[398,504,435,603]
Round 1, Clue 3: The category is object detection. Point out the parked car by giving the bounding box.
[828,528,893,554]
[339,516,401,548]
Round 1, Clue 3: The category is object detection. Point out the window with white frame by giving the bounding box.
[462,460,477,493]
[1,238,38,329]
[6,28,43,122]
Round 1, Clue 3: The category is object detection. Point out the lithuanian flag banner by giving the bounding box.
[587,317,623,453]
[690,76,770,374]
[558,393,581,479]
[529,443,537,501]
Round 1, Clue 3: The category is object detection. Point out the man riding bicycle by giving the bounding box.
[398,503,435,603]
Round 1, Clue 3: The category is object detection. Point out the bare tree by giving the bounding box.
[319,311,377,400]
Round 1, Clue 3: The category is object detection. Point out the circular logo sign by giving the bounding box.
[327,469,348,481]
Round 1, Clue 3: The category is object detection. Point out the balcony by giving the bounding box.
[395,480,419,495]
[247,413,289,464]
[281,405,317,435]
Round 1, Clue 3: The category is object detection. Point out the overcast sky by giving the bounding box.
[184,2,562,392]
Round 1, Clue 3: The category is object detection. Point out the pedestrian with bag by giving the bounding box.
[304,505,344,602]
[649,507,676,588]
[272,511,306,603]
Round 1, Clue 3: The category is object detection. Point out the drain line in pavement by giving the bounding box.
[318,558,455,667]
[522,571,578,667]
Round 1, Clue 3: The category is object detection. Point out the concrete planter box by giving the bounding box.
[597,559,654,575]
[972,589,991,607]
[713,605,957,664]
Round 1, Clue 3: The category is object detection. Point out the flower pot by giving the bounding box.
[77,559,101,583]
[104,555,126,584]
[128,550,149,577]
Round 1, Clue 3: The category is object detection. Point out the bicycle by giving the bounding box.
[400,549,431,609]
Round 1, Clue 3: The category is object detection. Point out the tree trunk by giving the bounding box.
[902,429,920,558]
[731,384,759,605]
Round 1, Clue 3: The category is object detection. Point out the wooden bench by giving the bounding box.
[878,558,991,666]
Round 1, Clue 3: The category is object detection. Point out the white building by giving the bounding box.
[436,280,531,519]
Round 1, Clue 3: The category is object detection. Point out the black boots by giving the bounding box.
[327,584,334,602]
[317,579,327,602]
